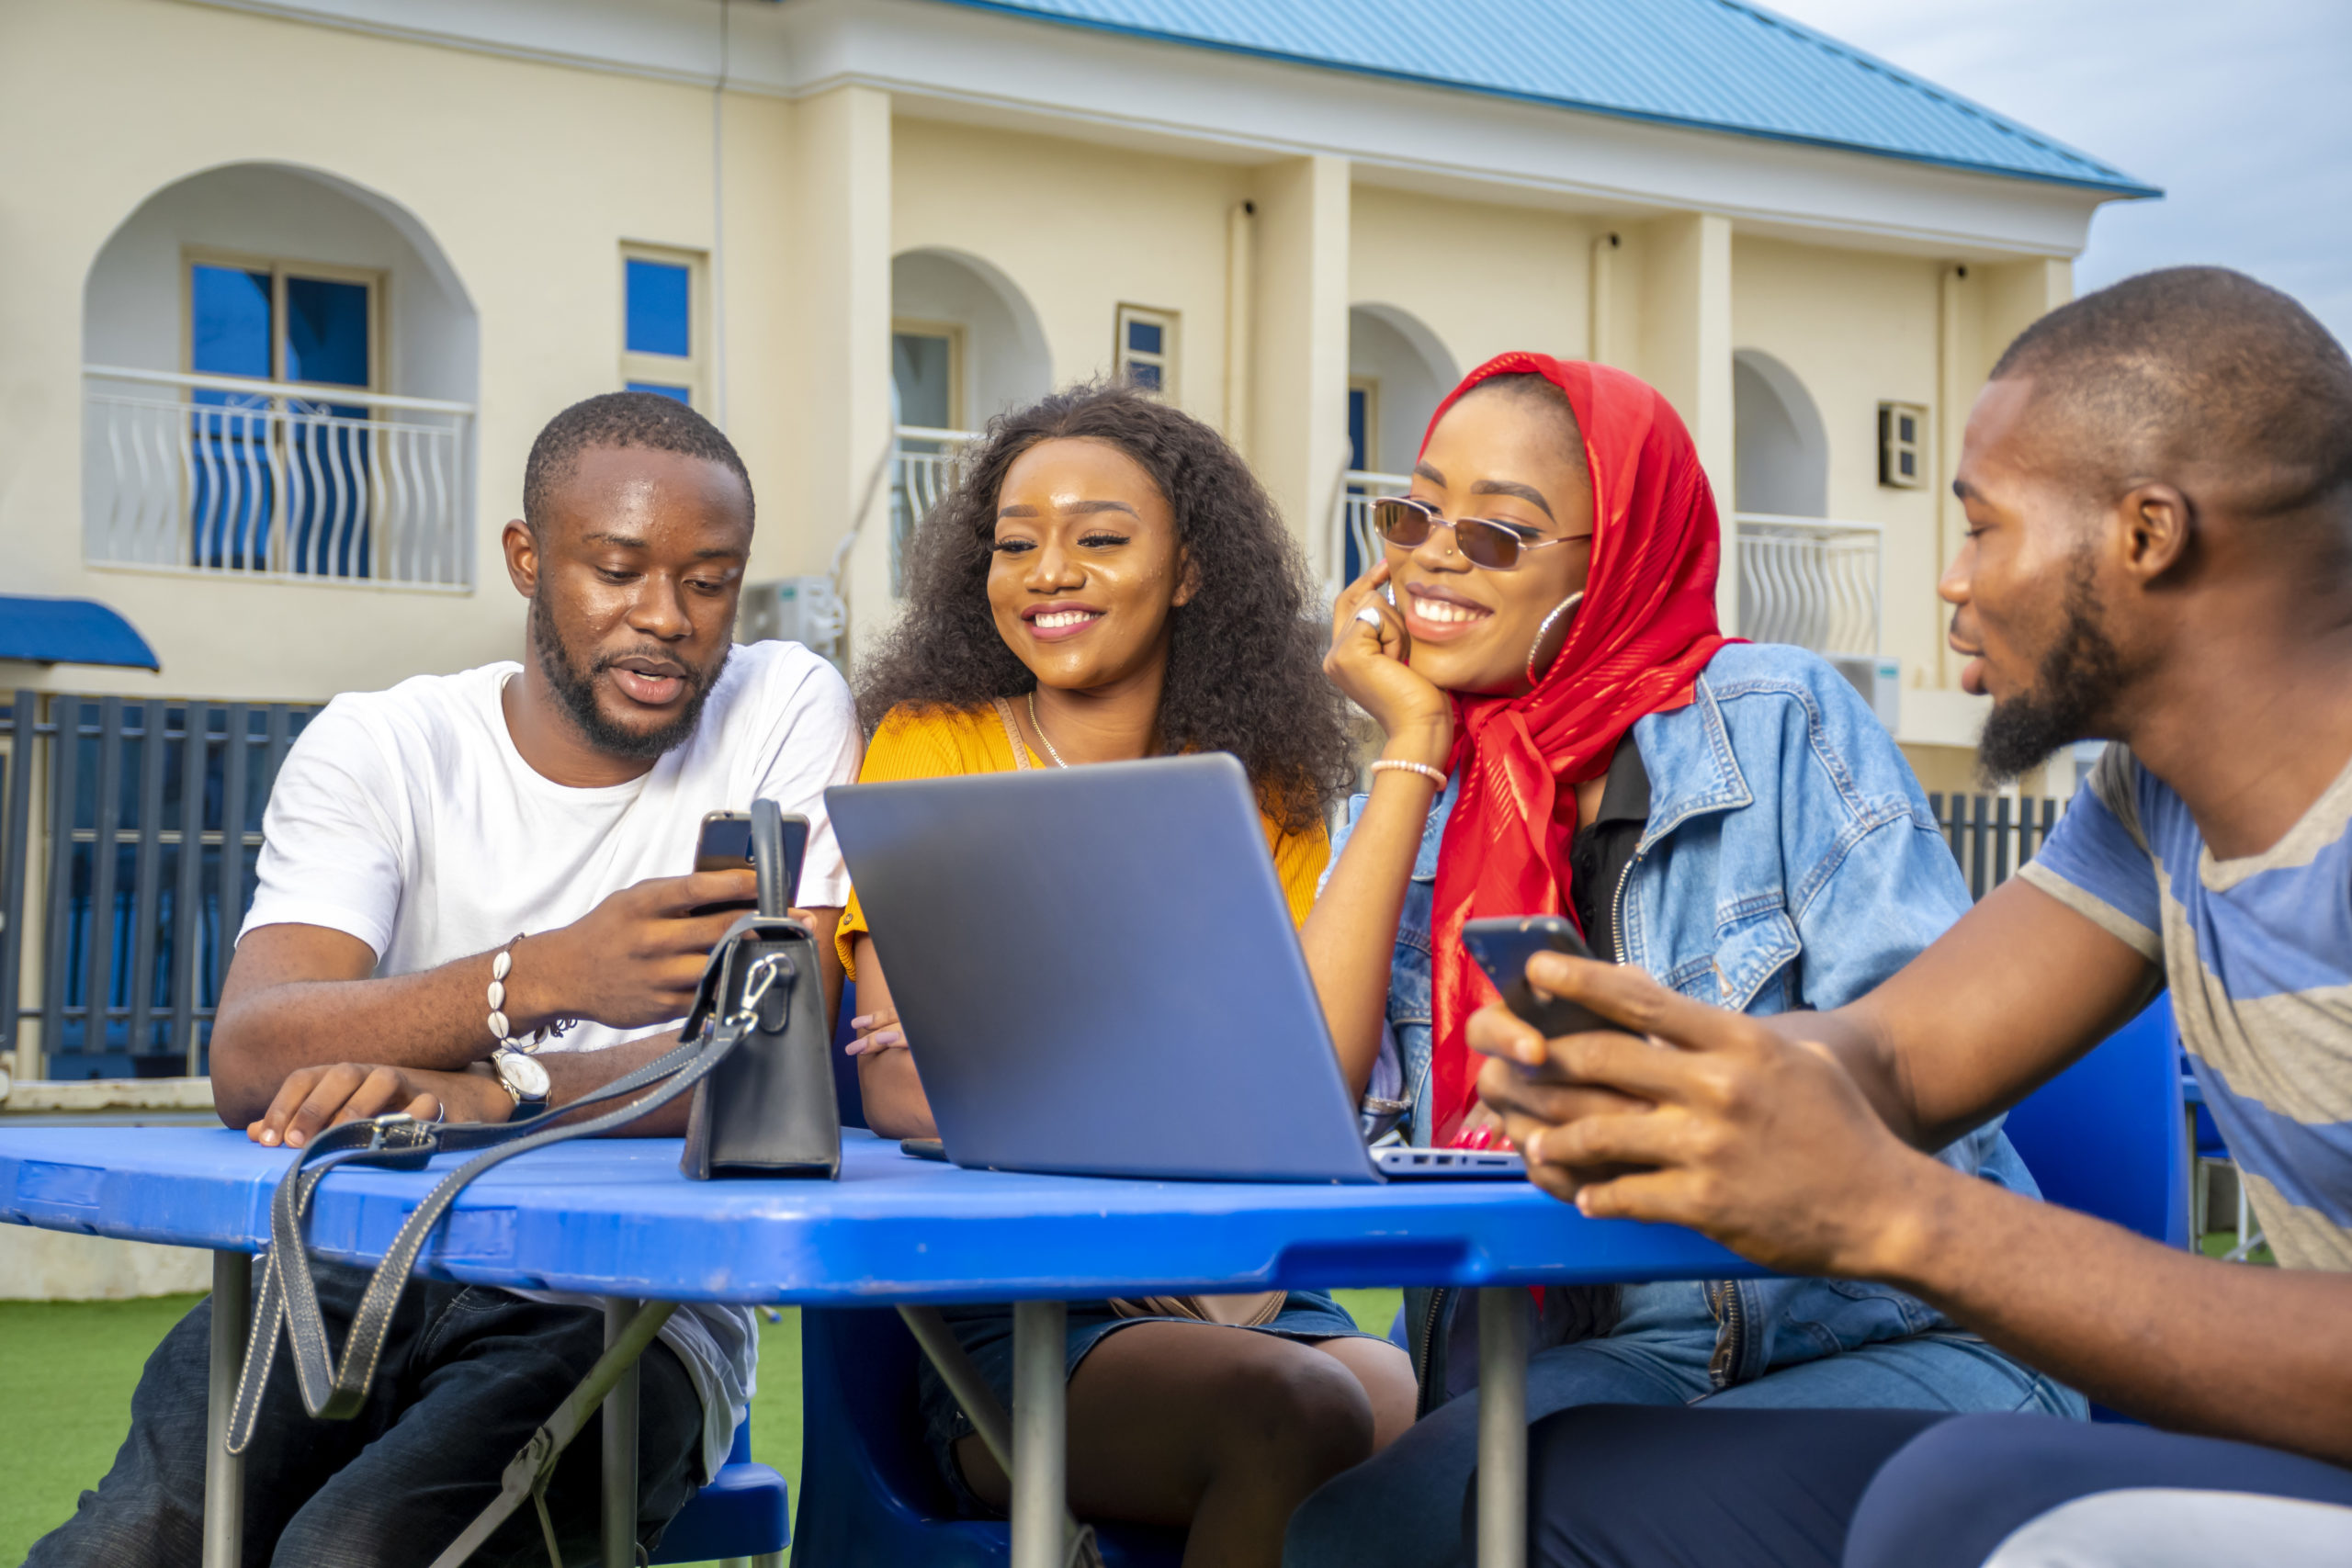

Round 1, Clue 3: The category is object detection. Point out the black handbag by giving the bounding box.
[680,800,842,1179]
[229,797,840,1456]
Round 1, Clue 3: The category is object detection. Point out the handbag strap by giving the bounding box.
[752,797,791,918]
[228,942,797,1453]
[994,696,1037,771]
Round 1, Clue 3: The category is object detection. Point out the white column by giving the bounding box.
[1224,199,1258,458]
[1635,213,1736,632]
[1250,154,1352,577]
[785,85,894,664]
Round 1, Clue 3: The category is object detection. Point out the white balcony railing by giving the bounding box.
[1329,469,1412,596]
[890,423,978,596]
[1734,513,1883,657]
[83,366,475,588]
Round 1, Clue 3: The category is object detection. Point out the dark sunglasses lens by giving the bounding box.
[1454,519,1522,570]
[1373,498,1432,547]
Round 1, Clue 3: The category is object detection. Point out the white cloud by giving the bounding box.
[1761,0,2352,345]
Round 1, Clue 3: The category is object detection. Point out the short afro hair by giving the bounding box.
[522,391,753,532]
[1990,266,2352,523]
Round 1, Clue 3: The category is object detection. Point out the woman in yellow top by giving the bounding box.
[840,380,1410,1567]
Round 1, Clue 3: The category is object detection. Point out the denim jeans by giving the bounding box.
[1283,1298,2084,1568]
[27,1259,705,1568]
[1465,1407,2352,1568]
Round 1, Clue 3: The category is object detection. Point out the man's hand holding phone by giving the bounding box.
[1466,951,1935,1280]
[1461,914,1657,1178]
[501,808,811,1033]
[514,871,758,1031]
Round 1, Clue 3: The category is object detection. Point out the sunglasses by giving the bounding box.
[1371,496,1590,571]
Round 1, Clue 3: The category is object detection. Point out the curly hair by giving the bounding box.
[854,381,1355,836]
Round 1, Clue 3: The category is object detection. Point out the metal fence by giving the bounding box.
[1329,469,1413,597]
[1929,790,2065,901]
[83,366,475,589]
[0,682,2063,1082]
[0,691,319,1080]
[890,424,977,596]
[1733,514,1883,658]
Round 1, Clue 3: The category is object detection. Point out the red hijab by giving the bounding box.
[1422,354,1736,1146]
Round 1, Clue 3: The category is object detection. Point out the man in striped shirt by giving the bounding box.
[1467,267,2352,1568]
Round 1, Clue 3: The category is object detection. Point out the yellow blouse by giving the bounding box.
[837,703,1330,978]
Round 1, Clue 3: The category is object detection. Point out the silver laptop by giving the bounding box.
[827,754,1524,1183]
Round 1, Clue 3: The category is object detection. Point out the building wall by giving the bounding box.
[1732,235,1948,690]
[1349,185,1595,382]
[2,0,2089,729]
[0,0,807,703]
[891,116,1251,433]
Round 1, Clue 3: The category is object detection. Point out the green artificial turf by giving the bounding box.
[0,1292,204,1563]
[0,1286,1403,1565]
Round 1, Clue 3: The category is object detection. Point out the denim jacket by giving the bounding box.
[1329,643,2040,1397]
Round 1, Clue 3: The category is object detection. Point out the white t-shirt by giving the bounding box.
[241,638,862,1479]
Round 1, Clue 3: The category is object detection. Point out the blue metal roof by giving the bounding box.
[928,0,2157,197]
[0,597,160,671]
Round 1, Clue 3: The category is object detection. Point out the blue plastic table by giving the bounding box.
[1,1126,1761,1568]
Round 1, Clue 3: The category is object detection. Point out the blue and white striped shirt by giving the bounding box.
[2021,745,2352,1270]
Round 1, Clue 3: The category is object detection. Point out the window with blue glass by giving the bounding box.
[1115,304,1176,398]
[621,246,705,407]
[626,259,692,356]
[185,257,377,580]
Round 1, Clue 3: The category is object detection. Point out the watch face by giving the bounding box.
[500,1049,551,1100]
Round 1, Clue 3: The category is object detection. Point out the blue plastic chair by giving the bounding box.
[1999,994,2188,1424]
[2001,994,2189,1252]
[650,1421,791,1565]
[792,1306,1185,1567]
[835,978,869,1130]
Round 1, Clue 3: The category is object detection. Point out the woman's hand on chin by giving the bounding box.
[1326,560,1453,768]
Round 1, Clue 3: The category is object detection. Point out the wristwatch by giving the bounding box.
[488,1044,551,1121]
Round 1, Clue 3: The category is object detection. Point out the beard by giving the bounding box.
[1975,557,2130,785]
[529,592,728,762]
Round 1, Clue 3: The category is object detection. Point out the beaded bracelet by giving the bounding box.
[1370,758,1447,786]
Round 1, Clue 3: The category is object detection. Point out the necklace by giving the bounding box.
[1025,690,1071,769]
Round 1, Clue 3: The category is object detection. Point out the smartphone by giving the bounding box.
[1460,914,1623,1038]
[689,810,808,916]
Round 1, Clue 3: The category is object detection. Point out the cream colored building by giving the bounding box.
[0,0,2149,1090]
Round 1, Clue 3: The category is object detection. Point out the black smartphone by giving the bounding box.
[1460,914,1623,1038]
[689,810,808,916]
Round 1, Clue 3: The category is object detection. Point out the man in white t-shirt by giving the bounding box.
[31,392,861,1568]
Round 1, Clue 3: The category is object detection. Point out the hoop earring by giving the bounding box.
[1525,592,1584,687]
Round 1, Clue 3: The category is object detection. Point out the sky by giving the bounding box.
[1763,0,2352,348]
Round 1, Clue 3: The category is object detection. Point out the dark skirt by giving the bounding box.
[916,1292,1373,1516]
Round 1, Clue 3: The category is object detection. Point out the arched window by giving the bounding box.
[84,164,478,586]
[1733,349,1828,519]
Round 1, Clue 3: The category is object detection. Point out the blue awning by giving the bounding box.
[0,596,160,671]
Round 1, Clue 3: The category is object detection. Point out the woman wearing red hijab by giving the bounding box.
[1289,356,2080,1568]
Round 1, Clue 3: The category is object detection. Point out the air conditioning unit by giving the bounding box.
[738,576,844,669]
[1827,654,1901,732]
